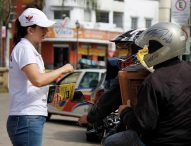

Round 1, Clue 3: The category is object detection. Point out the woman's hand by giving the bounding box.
[61,64,74,74]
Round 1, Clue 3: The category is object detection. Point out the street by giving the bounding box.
[0,93,100,146]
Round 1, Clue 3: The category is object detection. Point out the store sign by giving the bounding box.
[78,47,106,56]
[47,20,121,41]
[182,26,190,55]
[171,0,190,26]
[53,18,73,38]
[171,0,190,55]
[54,25,73,38]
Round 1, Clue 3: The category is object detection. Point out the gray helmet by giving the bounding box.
[135,22,186,67]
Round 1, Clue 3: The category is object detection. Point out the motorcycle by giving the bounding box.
[86,111,121,143]
[85,56,140,143]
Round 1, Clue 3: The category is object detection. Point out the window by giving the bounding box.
[82,55,88,59]
[131,17,138,29]
[113,12,123,28]
[10,5,17,22]
[145,18,152,28]
[60,72,81,84]
[79,72,99,88]
[101,73,105,82]
[98,56,104,61]
[54,10,70,19]
[96,11,109,23]
[84,9,91,22]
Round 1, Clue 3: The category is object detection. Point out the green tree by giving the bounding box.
[0,0,11,25]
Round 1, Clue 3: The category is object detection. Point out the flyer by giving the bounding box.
[47,83,76,104]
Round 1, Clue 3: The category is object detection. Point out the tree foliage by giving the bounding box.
[0,0,11,25]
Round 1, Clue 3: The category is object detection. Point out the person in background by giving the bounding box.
[7,8,74,146]
[102,22,191,146]
[78,28,145,127]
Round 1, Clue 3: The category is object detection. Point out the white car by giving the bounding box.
[47,68,106,120]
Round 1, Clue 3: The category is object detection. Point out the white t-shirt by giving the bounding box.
[8,38,48,116]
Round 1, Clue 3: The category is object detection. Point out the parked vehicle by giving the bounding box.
[90,71,106,104]
[47,68,106,120]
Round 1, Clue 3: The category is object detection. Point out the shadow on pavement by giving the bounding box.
[46,119,79,127]
[46,119,100,144]
[53,130,100,144]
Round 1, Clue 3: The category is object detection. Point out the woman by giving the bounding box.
[7,8,74,146]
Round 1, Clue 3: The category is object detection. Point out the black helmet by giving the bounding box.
[110,28,146,43]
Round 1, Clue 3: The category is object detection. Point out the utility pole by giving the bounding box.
[75,20,80,69]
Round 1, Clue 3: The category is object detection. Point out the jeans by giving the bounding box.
[7,115,46,146]
[102,130,146,146]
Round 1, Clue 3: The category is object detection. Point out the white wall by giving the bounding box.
[159,0,171,22]
[124,0,159,29]
[98,0,125,12]
[70,8,84,22]
[44,0,159,31]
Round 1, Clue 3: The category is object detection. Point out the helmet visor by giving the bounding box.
[115,42,132,50]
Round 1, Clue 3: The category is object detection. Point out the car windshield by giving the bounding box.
[59,72,81,84]
[78,72,99,88]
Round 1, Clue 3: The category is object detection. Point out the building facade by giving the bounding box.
[42,0,159,69]
[1,0,159,68]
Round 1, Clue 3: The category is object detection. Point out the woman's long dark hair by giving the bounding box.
[13,19,28,45]
[13,19,36,46]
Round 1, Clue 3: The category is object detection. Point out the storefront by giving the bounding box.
[41,19,121,69]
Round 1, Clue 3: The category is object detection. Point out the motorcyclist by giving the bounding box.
[78,28,146,129]
[102,22,191,146]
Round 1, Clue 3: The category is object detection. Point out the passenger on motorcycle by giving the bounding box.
[102,22,191,146]
[78,28,146,142]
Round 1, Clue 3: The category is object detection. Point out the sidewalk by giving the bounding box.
[0,92,12,146]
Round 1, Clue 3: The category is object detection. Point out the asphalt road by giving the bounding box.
[0,93,100,146]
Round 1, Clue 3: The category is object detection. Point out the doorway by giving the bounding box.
[54,47,69,69]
